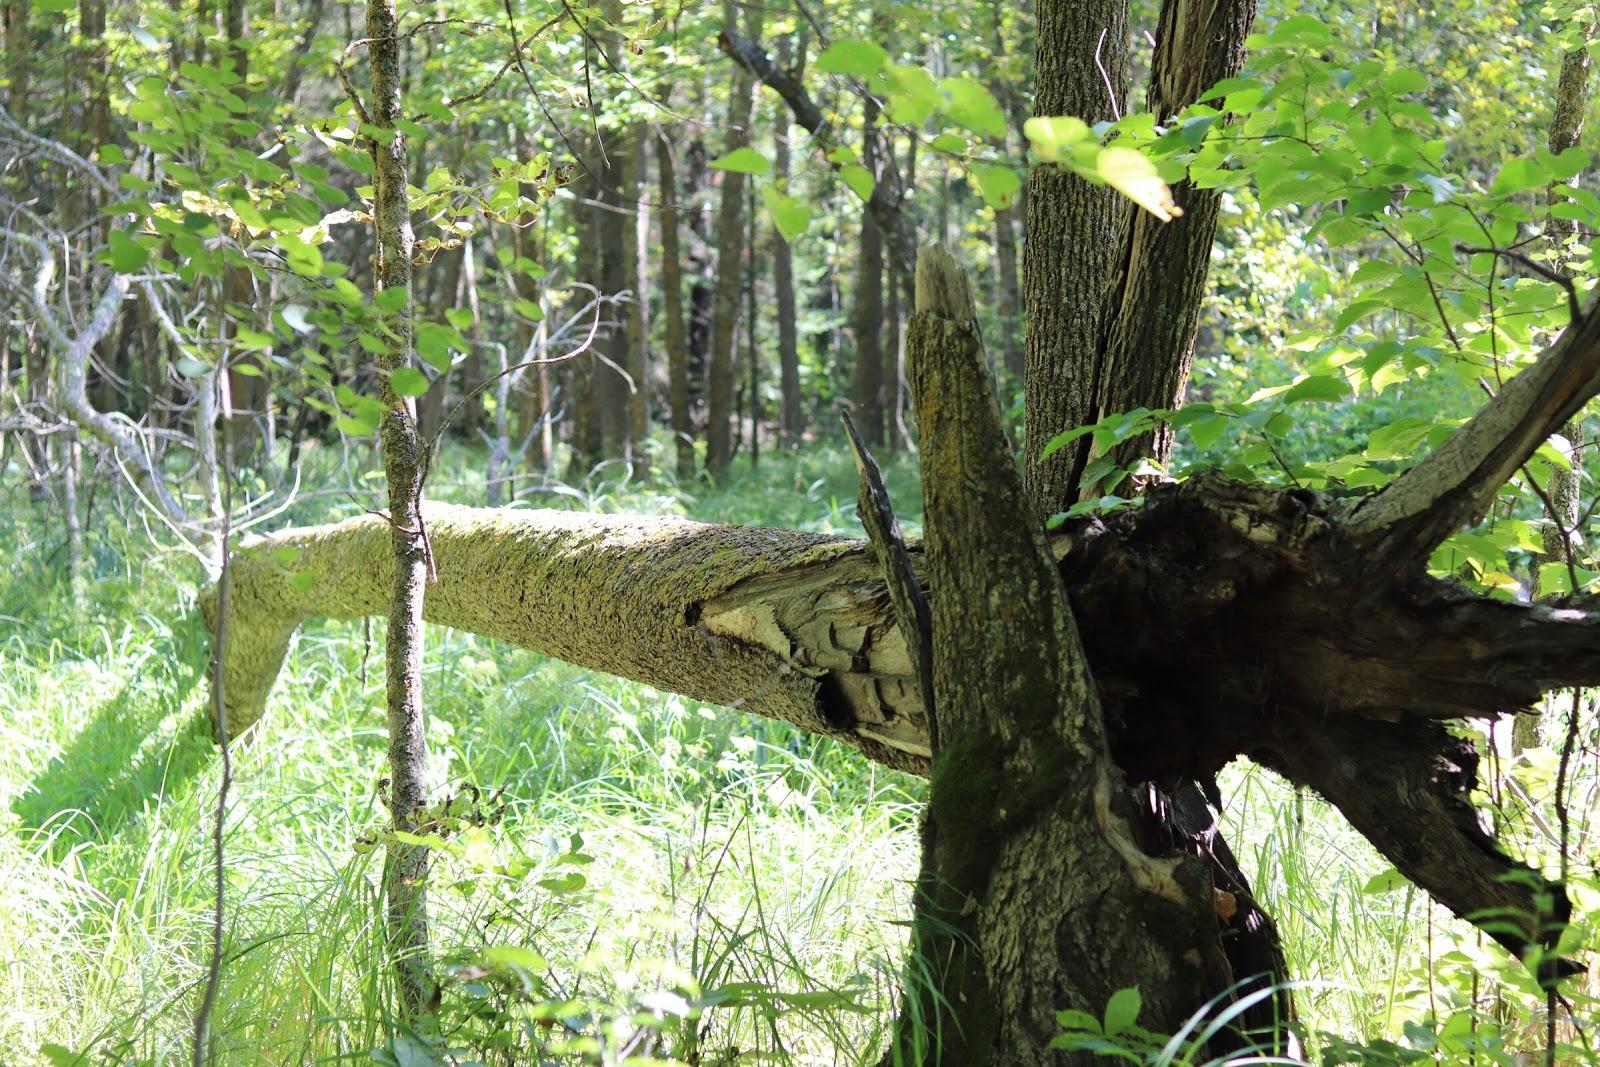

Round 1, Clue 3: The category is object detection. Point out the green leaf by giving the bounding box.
[234,327,275,350]
[1543,145,1588,181]
[1362,867,1408,894]
[928,133,967,154]
[1040,423,1095,461]
[336,414,378,437]
[1265,14,1331,49]
[1283,374,1350,404]
[1055,1009,1102,1034]
[813,39,888,77]
[840,164,875,202]
[1103,987,1141,1037]
[513,298,545,322]
[35,0,73,12]
[107,229,149,273]
[883,65,940,126]
[175,356,211,378]
[939,77,1006,139]
[709,147,770,175]
[762,185,811,242]
[390,367,429,397]
[375,287,409,312]
[1366,417,1435,459]
[1539,561,1574,595]
[1491,157,1548,196]
[1024,116,1091,162]
[481,945,548,971]
[972,163,1021,210]
[1184,411,1228,451]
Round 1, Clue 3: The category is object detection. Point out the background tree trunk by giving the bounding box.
[657,126,696,482]
[850,96,886,447]
[705,0,760,481]
[773,39,803,449]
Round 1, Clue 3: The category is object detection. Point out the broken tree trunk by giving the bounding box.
[885,246,1218,1061]
[204,278,1600,1003]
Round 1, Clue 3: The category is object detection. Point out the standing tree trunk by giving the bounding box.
[1022,0,1130,516]
[850,94,886,447]
[362,0,434,1016]
[566,193,603,479]
[657,125,696,482]
[705,0,760,481]
[626,126,651,478]
[887,248,1217,1064]
[773,40,803,449]
[1026,0,1258,511]
[513,139,551,478]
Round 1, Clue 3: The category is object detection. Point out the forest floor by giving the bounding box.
[0,442,1565,1065]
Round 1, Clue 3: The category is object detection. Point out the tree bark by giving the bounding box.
[889,247,1215,1063]
[657,126,696,482]
[849,94,886,447]
[362,0,434,1015]
[706,0,761,481]
[1024,0,1255,513]
[773,40,803,449]
[627,125,651,478]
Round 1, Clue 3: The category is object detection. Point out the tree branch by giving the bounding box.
[1346,295,1600,570]
[717,29,916,274]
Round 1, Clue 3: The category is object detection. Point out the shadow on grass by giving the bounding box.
[11,616,211,850]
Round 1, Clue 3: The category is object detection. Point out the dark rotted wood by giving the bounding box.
[1059,472,1581,978]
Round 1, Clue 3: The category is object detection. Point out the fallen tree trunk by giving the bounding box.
[205,484,1594,975]
[205,506,934,772]
[205,271,1600,988]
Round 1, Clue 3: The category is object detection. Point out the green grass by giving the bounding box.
[1,442,1596,1065]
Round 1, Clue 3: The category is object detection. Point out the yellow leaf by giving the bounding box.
[1097,146,1182,222]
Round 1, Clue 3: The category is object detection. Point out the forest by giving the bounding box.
[3,0,1600,1062]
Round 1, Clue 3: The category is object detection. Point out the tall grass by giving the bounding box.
[1,444,1594,1064]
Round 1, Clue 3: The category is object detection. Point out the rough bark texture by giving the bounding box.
[1022,0,1130,516]
[1024,0,1256,514]
[206,504,928,769]
[890,247,1215,1064]
[364,0,434,1014]
[850,95,887,447]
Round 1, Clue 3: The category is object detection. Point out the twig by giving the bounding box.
[1459,243,1584,325]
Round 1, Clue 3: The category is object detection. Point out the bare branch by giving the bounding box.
[1345,296,1600,568]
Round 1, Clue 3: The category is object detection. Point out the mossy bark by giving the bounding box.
[886,248,1215,1064]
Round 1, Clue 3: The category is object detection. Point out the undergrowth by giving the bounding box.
[0,441,1594,1065]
